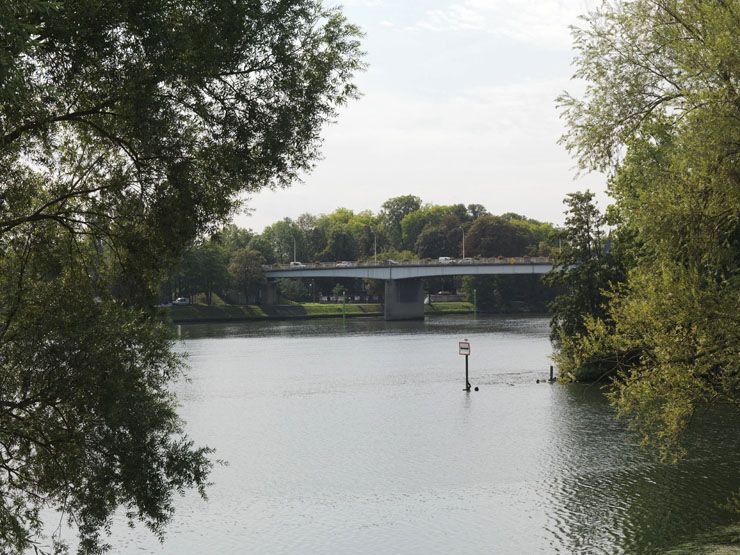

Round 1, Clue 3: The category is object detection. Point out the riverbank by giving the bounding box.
[163,301,475,323]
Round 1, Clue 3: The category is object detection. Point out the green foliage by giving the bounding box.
[465,215,535,257]
[229,248,265,300]
[165,197,556,311]
[175,242,230,304]
[380,195,422,249]
[0,227,213,553]
[558,0,739,461]
[0,0,364,551]
[462,275,553,313]
[415,217,464,259]
[400,205,459,251]
[263,219,309,264]
[321,228,358,261]
[545,191,622,342]
[277,278,310,302]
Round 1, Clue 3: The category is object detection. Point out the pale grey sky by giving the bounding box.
[235,0,607,231]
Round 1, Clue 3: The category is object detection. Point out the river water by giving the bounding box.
[87,316,738,553]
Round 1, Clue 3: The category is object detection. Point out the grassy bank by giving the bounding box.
[424,301,476,314]
[164,301,474,323]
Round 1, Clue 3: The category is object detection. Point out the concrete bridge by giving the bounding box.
[262,257,553,320]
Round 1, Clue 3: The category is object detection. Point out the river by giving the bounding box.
[74,315,739,553]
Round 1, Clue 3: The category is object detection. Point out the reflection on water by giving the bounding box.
[178,313,551,339]
[92,315,737,554]
[546,387,740,554]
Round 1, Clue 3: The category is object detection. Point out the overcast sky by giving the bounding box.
[234,0,607,232]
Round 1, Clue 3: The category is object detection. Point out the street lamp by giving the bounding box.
[371,229,377,264]
[292,236,297,263]
[461,226,466,259]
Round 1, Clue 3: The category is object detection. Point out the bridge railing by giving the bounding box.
[262,256,552,271]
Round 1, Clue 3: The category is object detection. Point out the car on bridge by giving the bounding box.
[335,261,354,267]
[289,261,306,268]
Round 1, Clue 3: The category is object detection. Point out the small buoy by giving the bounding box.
[536,379,540,383]
[474,386,479,391]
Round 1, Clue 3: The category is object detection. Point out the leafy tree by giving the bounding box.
[465,215,534,257]
[500,213,557,255]
[0,0,363,551]
[545,191,612,340]
[277,278,310,302]
[415,216,464,258]
[462,275,552,313]
[380,195,422,249]
[558,0,739,461]
[400,205,459,251]
[263,219,310,263]
[228,248,265,302]
[247,235,277,265]
[321,228,357,261]
[312,207,380,261]
[466,204,490,220]
[178,241,230,304]
[217,224,253,255]
[415,224,448,258]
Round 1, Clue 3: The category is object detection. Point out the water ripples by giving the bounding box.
[67,316,740,554]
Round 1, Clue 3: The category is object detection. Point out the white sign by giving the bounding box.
[459,341,470,356]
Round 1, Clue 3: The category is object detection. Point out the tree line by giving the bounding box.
[163,197,560,310]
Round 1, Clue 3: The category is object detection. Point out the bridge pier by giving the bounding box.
[384,278,425,321]
[260,280,278,305]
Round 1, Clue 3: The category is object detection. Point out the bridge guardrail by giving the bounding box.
[262,256,552,271]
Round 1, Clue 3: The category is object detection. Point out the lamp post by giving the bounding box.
[372,230,377,264]
[292,236,297,263]
[461,226,466,259]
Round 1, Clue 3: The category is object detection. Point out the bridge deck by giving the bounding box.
[263,257,553,280]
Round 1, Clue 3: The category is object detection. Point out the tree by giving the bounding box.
[415,224,448,258]
[415,216,464,259]
[228,248,265,302]
[262,219,309,263]
[545,191,610,340]
[544,192,630,380]
[465,215,534,257]
[177,241,230,304]
[247,235,277,265]
[0,0,363,551]
[466,204,489,220]
[321,228,357,261]
[380,195,422,249]
[399,205,460,251]
[558,0,739,461]
[217,225,253,255]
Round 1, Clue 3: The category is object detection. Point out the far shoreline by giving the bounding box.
[162,301,478,324]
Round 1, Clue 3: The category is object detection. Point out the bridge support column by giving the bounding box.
[260,280,278,305]
[384,278,424,321]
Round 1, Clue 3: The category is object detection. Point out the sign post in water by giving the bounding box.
[459,339,471,391]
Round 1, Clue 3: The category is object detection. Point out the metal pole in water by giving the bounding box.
[459,338,471,391]
[473,288,477,317]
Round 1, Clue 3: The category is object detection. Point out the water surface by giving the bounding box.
[80,316,739,553]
